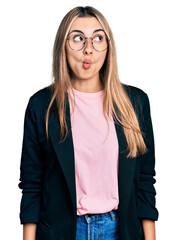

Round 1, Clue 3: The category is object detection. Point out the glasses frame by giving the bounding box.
[66,33,111,52]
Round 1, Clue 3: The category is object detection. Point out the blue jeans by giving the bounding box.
[76,209,119,240]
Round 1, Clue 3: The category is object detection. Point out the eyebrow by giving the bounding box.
[68,29,105,36]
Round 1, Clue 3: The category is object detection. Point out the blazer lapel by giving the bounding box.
[113,114,136,217]
[48,93,136,217]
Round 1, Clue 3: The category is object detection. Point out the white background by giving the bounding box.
[0,0,176,239]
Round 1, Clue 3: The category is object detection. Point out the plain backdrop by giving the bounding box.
[0,0,176,239]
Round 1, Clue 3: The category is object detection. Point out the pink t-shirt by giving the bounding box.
[67,87,119,215]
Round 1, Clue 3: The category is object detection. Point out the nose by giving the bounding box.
[83,37,93,54]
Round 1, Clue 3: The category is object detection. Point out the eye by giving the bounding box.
[73,35,84,42]
[94,35,104,42]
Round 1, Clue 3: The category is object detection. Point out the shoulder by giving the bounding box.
[122,83,150,111]
[29,84,54,106]
[25,84,54,118]
[122,83,148,101]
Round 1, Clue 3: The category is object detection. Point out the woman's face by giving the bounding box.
[65,17,108,82]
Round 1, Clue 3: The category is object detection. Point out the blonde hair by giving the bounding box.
[45,6,147,158]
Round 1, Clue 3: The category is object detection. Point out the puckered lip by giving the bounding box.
[83,59,92,64]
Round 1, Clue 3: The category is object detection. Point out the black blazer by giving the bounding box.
[18,84,159,240]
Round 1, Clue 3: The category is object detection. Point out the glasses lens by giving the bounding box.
[92,34,108,51]
[69,34,85,51]
[68,34,109,51]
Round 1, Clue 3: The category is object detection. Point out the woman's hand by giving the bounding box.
[23,223,37,240]
[142,219,156,240]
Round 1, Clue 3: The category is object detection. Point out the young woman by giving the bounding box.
[18,6,159,240]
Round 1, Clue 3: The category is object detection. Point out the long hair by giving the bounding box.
[45,6,147,158]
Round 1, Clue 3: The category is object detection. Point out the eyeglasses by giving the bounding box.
[66,33,110,52]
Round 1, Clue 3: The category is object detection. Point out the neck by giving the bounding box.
[70,75,103,93]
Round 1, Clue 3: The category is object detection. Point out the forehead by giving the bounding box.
[69,17,104,35]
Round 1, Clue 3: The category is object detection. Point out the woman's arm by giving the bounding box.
[23,223,37,240]
[135,92,159,237]
[18,97,44,224]
[142,219,156,240]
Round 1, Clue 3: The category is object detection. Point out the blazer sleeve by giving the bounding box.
[18,97,44,224]
[137,92,159,221]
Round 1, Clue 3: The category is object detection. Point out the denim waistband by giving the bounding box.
[77,209,118,222]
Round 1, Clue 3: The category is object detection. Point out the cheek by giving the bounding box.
[66,49,81,69]
[66,55,81,73]
[96,52,107,68]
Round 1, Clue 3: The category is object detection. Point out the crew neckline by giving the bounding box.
[67,87,104,98]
